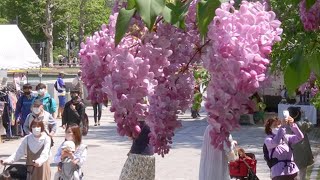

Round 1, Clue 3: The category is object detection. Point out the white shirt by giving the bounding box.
[199,125,232,180]
[5,133,51,166]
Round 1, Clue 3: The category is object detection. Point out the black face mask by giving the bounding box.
[71,95,79,100]
[71,95,80,104]
[24,91,31,95]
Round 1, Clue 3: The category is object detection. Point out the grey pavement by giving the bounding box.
[0,108,318,180]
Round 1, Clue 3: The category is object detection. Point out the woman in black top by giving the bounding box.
[119,120,155,180]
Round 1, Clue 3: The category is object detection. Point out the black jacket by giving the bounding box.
[62,100,85,126]
[130,122,154,155]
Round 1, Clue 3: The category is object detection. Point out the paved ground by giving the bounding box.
[0,108,319,180]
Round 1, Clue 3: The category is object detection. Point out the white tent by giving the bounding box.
[0,25,42,70]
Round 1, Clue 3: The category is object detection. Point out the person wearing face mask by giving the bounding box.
[62,89,85,128]
[23,100,57,136]
[15,83,36,136]
[54,124,87,180]
[33,83,57,117]
[264,117,304,180]
[0,120,52,180]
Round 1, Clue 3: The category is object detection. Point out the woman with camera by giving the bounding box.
[264,115,304,180]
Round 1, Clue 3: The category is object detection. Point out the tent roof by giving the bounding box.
[0,25,41,70]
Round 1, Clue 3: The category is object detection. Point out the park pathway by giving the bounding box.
[2,107,319,179]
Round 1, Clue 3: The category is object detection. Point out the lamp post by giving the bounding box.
[39,42,45,82]
[67,22,70,66]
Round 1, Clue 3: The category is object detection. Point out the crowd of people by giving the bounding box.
[0,71,315,180]
[0,71,89,180]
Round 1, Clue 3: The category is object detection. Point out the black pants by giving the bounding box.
[93,103,102,123]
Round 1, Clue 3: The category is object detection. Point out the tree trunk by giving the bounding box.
[44,0,54,67]
[78,0,87,50]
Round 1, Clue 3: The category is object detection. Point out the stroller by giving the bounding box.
[0,163,34,180]
[229,153,259,180]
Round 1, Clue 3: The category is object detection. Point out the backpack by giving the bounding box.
[263,143,277,168]
[54,81,63,93]
[81,113,89,136]
[263,137,293,169]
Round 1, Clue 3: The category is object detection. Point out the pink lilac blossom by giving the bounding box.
[80,13,154,138]
[80,0,199,150]
[299,0,320,31]
[144,1,201,156]
[203,1,282,149]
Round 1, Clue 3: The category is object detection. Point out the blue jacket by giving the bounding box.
[33,93,57,114]
[15,95,36,123]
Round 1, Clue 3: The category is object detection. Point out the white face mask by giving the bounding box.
[32,107,41,114]
[32,127,41,136]
[272,127,279,135]
[65,134,73,141]
[37,89,46,96]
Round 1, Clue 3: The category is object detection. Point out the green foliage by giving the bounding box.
[82,0,111,35]
[115,8,136,45]
[270,0,320,95]
[257,102,266,111]
[306,0,317,9]
[192,92,202,111]
[0,18,8,24]
[308,51,320,77]
[192,66,210,111]
[197,0,221,39]
[194,66,210,89]
[135,0,166,30]
[162,0,191,29]
[284,48,311,95]
[127,0,136,10]
[0,0,111,62]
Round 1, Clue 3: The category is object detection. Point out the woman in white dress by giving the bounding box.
[199,122,237,180]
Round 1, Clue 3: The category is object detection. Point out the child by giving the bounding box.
[237,148,252,160]
[58,141,76,170]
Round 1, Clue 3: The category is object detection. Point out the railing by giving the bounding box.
[52,63,82,68]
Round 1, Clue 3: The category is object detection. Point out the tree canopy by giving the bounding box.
[0,0,111,64]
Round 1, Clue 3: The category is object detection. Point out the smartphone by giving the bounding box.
[283,110,290,119]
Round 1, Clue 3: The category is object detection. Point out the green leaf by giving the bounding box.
[127,0,136,10]
[291,0,302,6]
[306,0,316,9]
[162,1,191,29]
[197,0,221,40]
[308,51,320,77]
[115,8,136,46]
[284,49,311,95]
[136,0,165,30]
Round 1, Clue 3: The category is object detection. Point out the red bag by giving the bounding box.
[229,154,257,177]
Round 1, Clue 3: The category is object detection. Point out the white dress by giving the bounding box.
[199,125,233,180]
